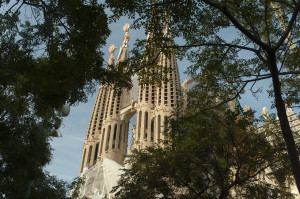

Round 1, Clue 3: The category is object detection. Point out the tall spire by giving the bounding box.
[97,23,132,164]
[79,45,119,174]
[79,24,132,174]
[116,24,130,63]
[134,11,181,149]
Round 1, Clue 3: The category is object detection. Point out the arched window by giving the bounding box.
[118,125,122,149]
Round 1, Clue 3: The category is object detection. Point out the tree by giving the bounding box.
[0,0,129,197]
[69,177,85,199]
[106,0,300,191]
[113,103,296,198]
[28,172,69,199]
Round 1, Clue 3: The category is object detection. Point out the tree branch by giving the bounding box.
[254,48,269,66]
[39,0,71,36]
[6,0,21,13]
[203,83,247,111]
[201,0,270,50]
[237,71,300,83]
[230,71,300,80]
[264,0,271,46]
[233,0,260,39]
[165,43,258,54]
[274,0,300,51]
[0,111,8,121]
[240,75,272,82]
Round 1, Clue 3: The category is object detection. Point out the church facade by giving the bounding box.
[77,24,300,199]
[77,23,184,198]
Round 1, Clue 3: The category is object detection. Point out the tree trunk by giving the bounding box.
[268,52,300,192]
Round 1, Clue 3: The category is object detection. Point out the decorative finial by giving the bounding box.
[244,105,251,112]
[262,107,269,119]
[108,44,117,65]
[122,24,130,46]
[131,98,135,109]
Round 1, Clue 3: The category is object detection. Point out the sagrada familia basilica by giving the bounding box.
[76,24,300,198]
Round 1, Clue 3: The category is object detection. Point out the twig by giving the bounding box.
[203,83,247,111]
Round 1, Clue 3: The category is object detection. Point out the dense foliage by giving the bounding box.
[113,102,296,198]
[0,0,122,197]
[107,0,300,191]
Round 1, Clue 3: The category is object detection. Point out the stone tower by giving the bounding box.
[134,25,181,149]
[79,21,181,173]
[77,22,182,198]
[79,24,132,174]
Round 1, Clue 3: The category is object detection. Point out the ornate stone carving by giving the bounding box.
[244,105,251,112]
[262,107,269,119]
[108,44,117,65]
[122,24,130,46]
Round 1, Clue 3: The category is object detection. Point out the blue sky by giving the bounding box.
[45,14,295,183]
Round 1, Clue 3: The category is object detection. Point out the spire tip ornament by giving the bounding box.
[244,105,251,112]
[108,44,117,65]
[122,24,130,47]
[262,107,269,119]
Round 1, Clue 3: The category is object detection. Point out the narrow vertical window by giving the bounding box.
[118,125,122,149]
[100,128,105,155]
[151,118,154,141]
[112,124,117,149]
[145,112,148,129]
[157,115,161,140]
[113,124,117,140]
[94,143,99,164]
[144,112,148,139]
[106,125,111,150]
[138,111,142,139]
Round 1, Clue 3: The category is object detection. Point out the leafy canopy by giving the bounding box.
[113,102,295,199]
[106,0,300,191]
[0,0,128,197]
